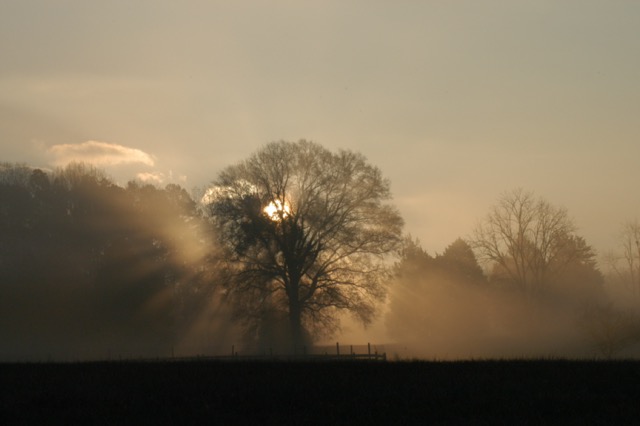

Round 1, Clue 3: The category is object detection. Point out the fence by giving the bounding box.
[168,342,387,362]
[23,343,389,363]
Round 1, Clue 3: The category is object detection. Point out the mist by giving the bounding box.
[0,163,240,361]
[383,236,640,360]
[2,162,640,362]
[387,275,587,359]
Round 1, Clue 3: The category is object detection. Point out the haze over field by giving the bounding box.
[2,2,640,359]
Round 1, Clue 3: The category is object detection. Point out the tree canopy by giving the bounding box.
[205,140,403,350]
[0,163,219,360]
[470,188,580,296]
[2,158,632,359]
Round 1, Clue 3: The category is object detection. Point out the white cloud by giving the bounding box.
[48,140,155,167]
[135,171,188,186]
[136,171,165,184]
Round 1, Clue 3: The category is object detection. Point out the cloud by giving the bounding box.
[136,171,188,186]
[48,141,155,167]
[136,172,165,184]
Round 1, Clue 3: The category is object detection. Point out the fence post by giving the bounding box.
[368,343,371,359]
[336,342,340,356]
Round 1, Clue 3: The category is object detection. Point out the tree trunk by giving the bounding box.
[286,269,304,354]
[288,299,303,354]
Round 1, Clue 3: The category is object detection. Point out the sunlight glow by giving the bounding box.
[201,180,258,205]
[264,200,291,221]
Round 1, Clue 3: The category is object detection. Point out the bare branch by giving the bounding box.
[205,140,403,348]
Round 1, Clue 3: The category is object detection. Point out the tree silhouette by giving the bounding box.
[437,238,487,285]
[605,220,640,299]
[386,237,491,351]
[205,140,403,351]
[470,189,578,297]
[0,163,217,360]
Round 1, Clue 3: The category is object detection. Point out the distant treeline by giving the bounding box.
[2,162,639,360]
[386,214,640,358]
[0,162,229,360]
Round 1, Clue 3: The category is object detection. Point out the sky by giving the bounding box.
[2,0,639,257]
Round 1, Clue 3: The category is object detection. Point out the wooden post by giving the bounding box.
[336,342,340,356]
[350,345,353,356]
[368,343,371,359]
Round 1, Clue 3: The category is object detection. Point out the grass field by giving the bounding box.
[2,359,640,424]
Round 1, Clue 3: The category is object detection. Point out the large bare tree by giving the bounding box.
[205,140,403,351]
[470,189,577,296]
[605,220,640,298]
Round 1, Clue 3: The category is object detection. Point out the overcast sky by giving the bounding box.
[1,0,639,256]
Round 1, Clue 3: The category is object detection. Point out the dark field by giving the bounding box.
[2,360,640,424]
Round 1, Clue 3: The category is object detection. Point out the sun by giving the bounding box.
[264,199,291,221]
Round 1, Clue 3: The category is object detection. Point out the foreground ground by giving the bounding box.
[2,359,640,424]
